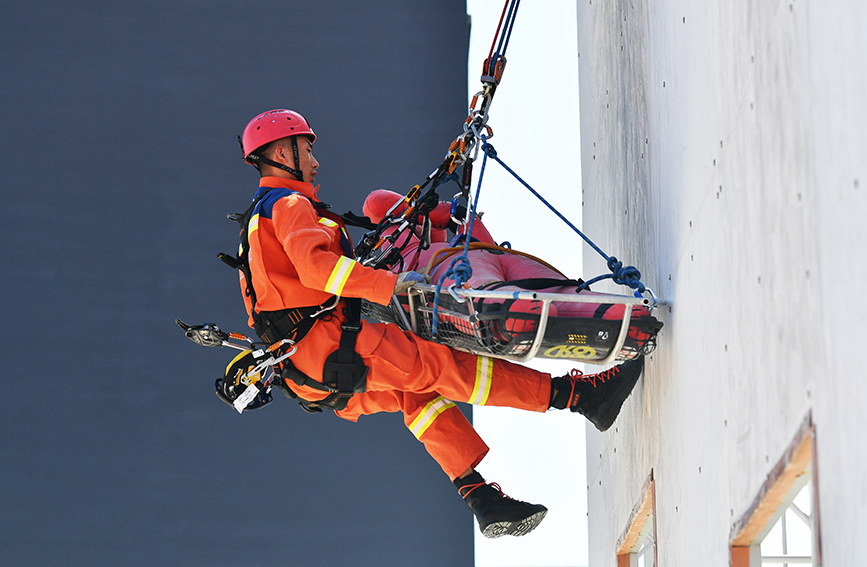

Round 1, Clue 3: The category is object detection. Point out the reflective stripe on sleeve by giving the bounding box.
[409,396,457,439]
[318,217,338,227]
[248,214,260,235]
[325,256,356,295]
[469,355,494,405]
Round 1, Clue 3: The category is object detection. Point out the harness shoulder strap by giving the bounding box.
[219,190,273,311]
[220,187,340,330]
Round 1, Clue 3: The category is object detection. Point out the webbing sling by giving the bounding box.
[277,298,367,413]
[321,297,368,405]
[474,277,587,313]
[478,277,587,292]
[470,278,591,342]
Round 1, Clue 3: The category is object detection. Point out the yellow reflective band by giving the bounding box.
[325,256,355,295]
[469,356,494,405]
[409,396,456,439]
[248,214,260,235]
[318,217,338,227]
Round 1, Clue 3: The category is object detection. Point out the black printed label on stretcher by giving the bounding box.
[537,316,663,361]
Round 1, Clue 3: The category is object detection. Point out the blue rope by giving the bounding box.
[491,0,521,71]
[500,0,521,56]
[480,139,647,296]
[431,139,490,336]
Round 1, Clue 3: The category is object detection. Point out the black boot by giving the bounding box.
[454,472,548,539]
[550,357,645,432]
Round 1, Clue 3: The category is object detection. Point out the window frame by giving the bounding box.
[730,412,822,567]
[616,471,657,567]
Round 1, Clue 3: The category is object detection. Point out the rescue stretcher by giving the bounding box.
[362,284,662,365]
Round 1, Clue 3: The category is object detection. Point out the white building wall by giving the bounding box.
[576,0,867,565]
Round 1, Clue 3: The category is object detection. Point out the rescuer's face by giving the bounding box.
[295,136,319,183]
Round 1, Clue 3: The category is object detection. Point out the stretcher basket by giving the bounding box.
[361,283,662,364]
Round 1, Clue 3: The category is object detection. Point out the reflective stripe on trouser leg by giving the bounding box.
[468,355,494,405]
[409,395,457,438]
[404,393,489,480]
[337,390,490,480]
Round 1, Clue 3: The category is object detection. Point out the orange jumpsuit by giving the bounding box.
[242,177,553,480]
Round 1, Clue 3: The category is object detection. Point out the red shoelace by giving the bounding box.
[565,365,621,407]
[459,482,510,500]
[568,365,621,388]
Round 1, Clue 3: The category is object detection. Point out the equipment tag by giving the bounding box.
[233,384,259,413]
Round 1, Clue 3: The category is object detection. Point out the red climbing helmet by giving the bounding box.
[240,109,316,164]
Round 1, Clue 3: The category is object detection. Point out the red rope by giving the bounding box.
[486,0,511,73]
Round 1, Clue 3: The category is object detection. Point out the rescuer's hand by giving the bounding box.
[395,271,427,294]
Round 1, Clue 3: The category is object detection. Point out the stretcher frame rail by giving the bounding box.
[362,283,657,365]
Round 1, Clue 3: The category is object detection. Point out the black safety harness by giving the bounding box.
[219,188,375,413]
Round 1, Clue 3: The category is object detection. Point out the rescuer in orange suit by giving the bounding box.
[235,109,646,538]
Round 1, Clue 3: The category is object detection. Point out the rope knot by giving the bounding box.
[432,253,474,337]
[607,256,646,293]
[446,254,473,287]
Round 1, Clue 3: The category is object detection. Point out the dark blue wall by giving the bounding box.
[0,2,473,565]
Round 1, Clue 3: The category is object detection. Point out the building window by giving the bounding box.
[617,472,657,567]
[759,470,815,564]
[730,413,822,567]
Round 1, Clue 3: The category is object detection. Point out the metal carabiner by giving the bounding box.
[447,283,467,304]
[641,287,659,307]
[447,151,460,174]
[268,337,297,358]
[309,295,340,318]
[450,192,467,227]
[471,120,493,140]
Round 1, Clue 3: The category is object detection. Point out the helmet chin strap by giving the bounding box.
[243,136,305,182]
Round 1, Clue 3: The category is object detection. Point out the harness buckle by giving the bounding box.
[309,296,340,318]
